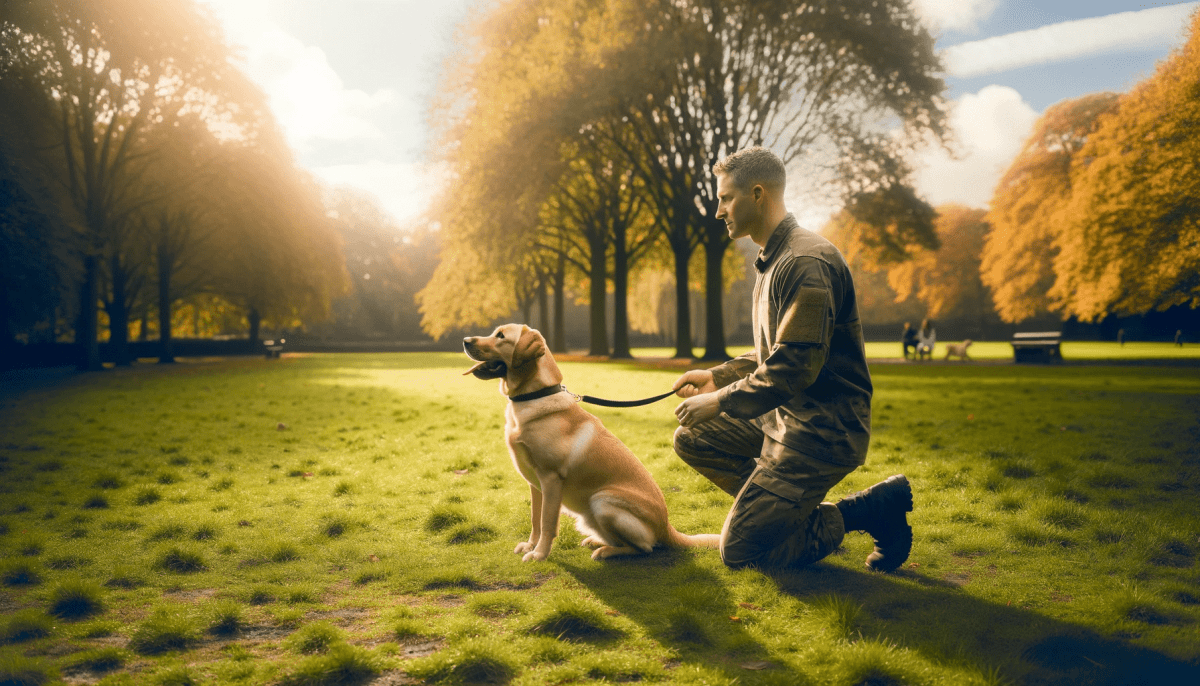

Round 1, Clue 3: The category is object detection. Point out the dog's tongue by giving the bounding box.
[463,361,489,376]
[463,359,505,377]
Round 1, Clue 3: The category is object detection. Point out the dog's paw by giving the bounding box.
[514,542,534,555]
[580,535,605,549]
[522,550,547,563]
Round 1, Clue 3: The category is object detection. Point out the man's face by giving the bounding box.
[715,173,761,241]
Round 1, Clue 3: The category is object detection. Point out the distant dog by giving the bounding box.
[463,324,719,561]
[944,339,973,361]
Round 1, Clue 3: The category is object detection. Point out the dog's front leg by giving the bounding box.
[523,473,562,562]
[515,483,541,555]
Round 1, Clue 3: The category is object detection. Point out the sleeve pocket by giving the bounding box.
[777,287,829,345]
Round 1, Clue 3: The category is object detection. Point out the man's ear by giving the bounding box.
[511,326,546,369]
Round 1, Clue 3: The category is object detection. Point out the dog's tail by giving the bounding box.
[667,526,720,549]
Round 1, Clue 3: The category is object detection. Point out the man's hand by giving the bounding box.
[675,392,721,427]
[673,370,717,398]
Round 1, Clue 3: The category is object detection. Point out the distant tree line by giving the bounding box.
[1,0,349,369]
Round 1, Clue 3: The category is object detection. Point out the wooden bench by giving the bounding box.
[263,338,286,359]
[1011,331,1061,363]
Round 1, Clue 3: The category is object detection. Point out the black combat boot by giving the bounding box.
[835,474,913,572]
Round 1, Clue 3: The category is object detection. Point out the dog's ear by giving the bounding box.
[511,326,546,369]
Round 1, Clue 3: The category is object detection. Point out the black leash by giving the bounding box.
[510,384,676,408]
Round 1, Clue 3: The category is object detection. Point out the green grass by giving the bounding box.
[1,352,1198,684]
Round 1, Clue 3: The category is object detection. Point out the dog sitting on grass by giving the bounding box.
[464,324,719,561]
[944,339,973,361]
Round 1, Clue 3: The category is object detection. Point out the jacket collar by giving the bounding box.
[754,213,798,272]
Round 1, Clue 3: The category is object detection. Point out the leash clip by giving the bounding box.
[561,385,581,403]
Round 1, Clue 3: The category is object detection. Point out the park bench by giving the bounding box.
[1011,331,1061,363]
[263,338,286,359]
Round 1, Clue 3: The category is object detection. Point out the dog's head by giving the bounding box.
[463,324,550,389]
[962,339,973,348]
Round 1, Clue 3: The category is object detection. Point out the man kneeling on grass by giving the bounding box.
[672,146,912,572]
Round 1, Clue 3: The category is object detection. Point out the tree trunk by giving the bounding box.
[77,254,102,371]
[701,230,730,361]
[138,302,150,342]
[537,277,550,335]
[672,245,693,359]
[248,307,261,344]
[157,242,175,363]
[611,226,632,359]
[588,241,608,356]
[552,252,567,353]
[107,254,132,366]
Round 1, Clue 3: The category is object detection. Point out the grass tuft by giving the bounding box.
[813,594,863,641]
[147,523,188,542]
[192,522,219,541]
[133,487,162,506]
[155,665,199,686]
[0,560,41,586]
[155,546,207,574]
[0,609,54,643]
[47,579,105,620]
[285,621,343,654]
[446,524,498,545]
[278,642,379,686]
[82,494,109,509]
[525,597,623,642]
[405,637,518,685]
[467,591,527,618]
[320,516,350,538]
[424,505,468,533]
[207,600,245,636]
[663,608,712,646]
[128,610,198,655]
[93,472,122,489]
[269,541,301,563]
[247,586,276,605]
[332,481,354,497]
[65,647,126,672]
[0,653,55,686]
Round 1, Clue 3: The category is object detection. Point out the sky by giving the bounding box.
[199,0,1200,230]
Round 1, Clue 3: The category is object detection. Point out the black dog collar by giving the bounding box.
[509,385,565,403]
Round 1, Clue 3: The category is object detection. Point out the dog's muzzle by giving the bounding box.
[463,339,507,379]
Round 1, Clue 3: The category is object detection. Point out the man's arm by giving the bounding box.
[709,350,758,389]
[717,258,836,420]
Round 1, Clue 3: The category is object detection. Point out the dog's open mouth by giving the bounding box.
[463,358,507,379]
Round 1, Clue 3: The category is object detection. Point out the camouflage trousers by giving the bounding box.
[673,415,853,570]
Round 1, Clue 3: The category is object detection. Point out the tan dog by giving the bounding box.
[944,339,973,361]
[463,324,719,561]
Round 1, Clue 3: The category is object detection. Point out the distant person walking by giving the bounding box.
[1176,329,1183,347]
[901,322,918,360]
[916,319,936,361]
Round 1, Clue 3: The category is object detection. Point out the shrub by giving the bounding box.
[155,547,207,574]
[47,579,105,620]
[129,611,198,655]
[285,621,343,655]
[0,653,55,686]
[0,609,54,643]
[0,560,41,586]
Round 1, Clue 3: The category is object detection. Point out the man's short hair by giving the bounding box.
[712,147,786,193]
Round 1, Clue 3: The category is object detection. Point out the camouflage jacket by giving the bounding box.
[712,214,872,466]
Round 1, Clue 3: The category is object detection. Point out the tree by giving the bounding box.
[1,0,259,369]
[980,92,1119,323]
[886,205,994,328]
[1049,9,1200,320]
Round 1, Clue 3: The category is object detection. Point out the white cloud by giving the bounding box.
[912,85,1039,209]
[943,2,1199,77]
[911,0,998,34]
[201,0,399,152]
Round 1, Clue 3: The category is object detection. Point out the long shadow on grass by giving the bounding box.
[559,550,797,683]
[766,562,1199,685]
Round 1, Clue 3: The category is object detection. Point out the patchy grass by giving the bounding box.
[0,353,1198,685]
